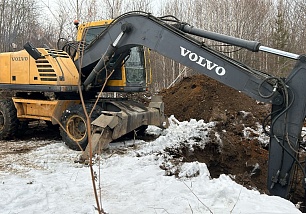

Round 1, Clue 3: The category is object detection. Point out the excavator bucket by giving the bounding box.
[79,96,168,162]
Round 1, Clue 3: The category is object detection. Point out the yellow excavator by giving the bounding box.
[0,17,167,160]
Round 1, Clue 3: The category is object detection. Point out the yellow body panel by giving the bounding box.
[13,98,80,123]
[11,51,30,83]
[0,49,79,86]
[0,52,11,83]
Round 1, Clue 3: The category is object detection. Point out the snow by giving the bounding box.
[0,116,302,214]
[243,122,270,147]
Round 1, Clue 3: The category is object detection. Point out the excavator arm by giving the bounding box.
[78,11,306,200]
[78,13,281,104]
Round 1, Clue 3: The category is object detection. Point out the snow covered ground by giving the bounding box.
[0,116,303,214]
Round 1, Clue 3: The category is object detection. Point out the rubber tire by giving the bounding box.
[60,104,102,150]
[0,99,18,140]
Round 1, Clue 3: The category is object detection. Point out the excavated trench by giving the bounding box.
[160,74,304,205]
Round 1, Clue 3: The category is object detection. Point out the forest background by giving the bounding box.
[0,0,304,91]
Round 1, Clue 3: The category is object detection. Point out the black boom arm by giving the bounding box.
[77,11,306,199]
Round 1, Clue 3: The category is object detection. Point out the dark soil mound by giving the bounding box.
[160,74,270,123]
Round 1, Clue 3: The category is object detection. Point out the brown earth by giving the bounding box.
[160,74,304,205]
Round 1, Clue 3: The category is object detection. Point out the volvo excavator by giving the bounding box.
[0,11,306,202]
[0,17,168,156]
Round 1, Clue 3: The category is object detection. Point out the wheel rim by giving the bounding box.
[0,111,4,131]
[66,115,87,142]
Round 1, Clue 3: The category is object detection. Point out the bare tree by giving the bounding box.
[0,0,41,51]
[123,0,153,13]
[103,0,123,18]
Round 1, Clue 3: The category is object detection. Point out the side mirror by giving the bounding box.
[24,42,42,60]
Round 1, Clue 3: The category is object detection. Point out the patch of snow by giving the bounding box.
[243,122,270,146]
[0,116,302,214]
[238,110,252,118]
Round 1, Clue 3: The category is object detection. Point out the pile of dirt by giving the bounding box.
[160,74,270,123]
[160,74,302,203]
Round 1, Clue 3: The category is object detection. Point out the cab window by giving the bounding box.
[84,26,106,44]
[125,47,146,84]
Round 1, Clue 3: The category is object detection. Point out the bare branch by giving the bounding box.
[182,181,213,214]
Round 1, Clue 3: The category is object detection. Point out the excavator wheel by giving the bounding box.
[60,103,102,151]
[0,99,18,140]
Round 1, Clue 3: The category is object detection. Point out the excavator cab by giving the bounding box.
[75,20,150,92]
